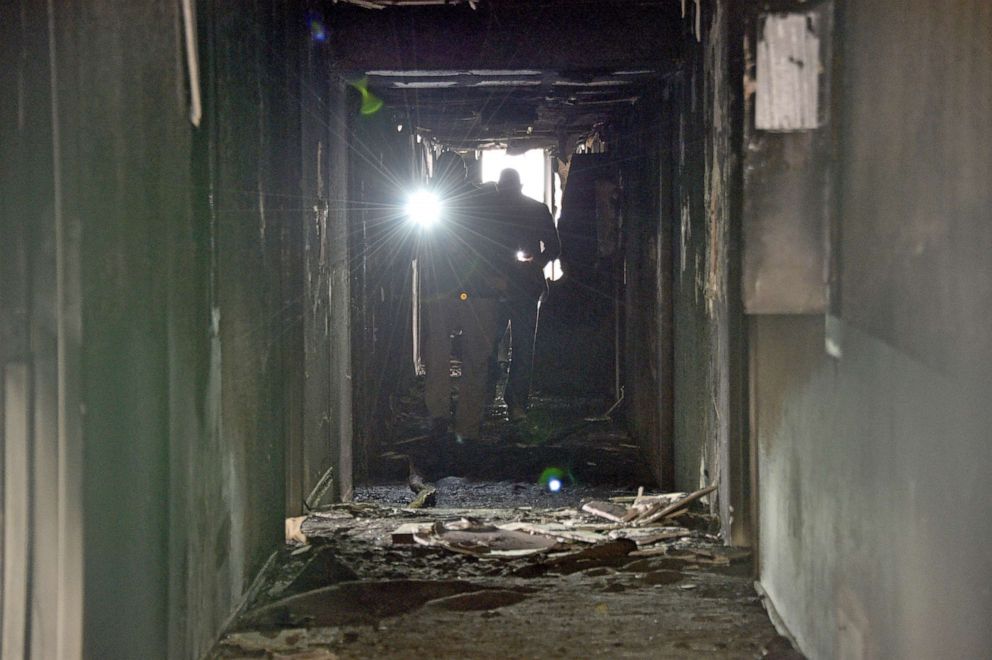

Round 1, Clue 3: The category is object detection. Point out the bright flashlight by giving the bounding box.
[548,478,562,493]
[516,250,532,262]
[405,190,441,228]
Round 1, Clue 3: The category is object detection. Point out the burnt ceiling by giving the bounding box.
[322,1,685,150]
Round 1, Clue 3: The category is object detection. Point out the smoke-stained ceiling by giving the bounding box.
[321,1,684,149]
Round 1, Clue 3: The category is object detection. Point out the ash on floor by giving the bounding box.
[208,392,801,659]
[210,496,799,660]
[356,477,635,509]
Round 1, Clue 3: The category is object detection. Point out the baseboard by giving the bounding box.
[754,580,805,656]
[304,466,336,511]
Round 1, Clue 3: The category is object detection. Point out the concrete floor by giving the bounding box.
[208,390,800,659]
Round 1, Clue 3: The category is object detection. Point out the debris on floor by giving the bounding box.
[409,518,559,557]
[210,490,784,659]
[208,391,797,659]
[406,459,437,509]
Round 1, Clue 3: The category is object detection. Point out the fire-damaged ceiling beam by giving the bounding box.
[320,1,682,148]
[370,68,656,147]
[321,2,682,72]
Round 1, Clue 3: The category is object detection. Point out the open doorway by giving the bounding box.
[479,148,564,282]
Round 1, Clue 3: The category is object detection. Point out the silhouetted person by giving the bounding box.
[419,152,508,442]
[493,168,560,420]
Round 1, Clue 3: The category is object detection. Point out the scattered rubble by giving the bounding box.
[387,482,719,563]
[209,390,788,658]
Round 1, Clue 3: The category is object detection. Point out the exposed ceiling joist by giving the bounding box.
[324,1,683,148]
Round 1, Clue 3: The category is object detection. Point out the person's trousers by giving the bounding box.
[504,296,540,415]
[424,295,506,438]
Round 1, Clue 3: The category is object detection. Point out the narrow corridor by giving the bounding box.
[2,1,989,658]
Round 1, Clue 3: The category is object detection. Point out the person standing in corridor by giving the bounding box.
[419,152,509,443]
[493,168,561,421]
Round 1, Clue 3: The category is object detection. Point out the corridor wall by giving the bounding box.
[0,1,340,657]
[750,2,992,657]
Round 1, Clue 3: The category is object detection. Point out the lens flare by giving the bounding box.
[307,11,328,42]
[348,78,383,116]
[539,466,567,492]
[405,190,441,228]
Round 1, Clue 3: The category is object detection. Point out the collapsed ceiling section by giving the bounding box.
[322,1,684,150]
[367,68,655,151]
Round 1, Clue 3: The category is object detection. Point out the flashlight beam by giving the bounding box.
[405,190,441,228]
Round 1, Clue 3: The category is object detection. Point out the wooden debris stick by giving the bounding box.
[391,522,434,545]
[608,487,648,505]
[407,457,429,493]
[632,483,718,526]
[581,500,628,523]
[407,458,437,509]
[621,492,687,522]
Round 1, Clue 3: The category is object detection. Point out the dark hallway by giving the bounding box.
[1,1,990,658]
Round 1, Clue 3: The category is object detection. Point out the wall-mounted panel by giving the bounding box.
[742,6,832,314]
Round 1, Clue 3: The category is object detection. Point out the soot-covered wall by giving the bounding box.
[665,0,744,536]
[1,1,338,657]
[617,0,745,537]
[751,2,992,657]
[346,111,422,480]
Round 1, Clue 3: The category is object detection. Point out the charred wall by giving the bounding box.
[1,1,334,657]
[346,110,421,480]
[665,0,744,537]
[617,91,674,488]
[615,0,745,521]
[749,1,992,657]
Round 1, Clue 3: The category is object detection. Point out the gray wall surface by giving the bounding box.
[753,1,992,657]
[1,1,336,657]
[619,93,674,488]
[668,0,746,544]
[754,317,991,658]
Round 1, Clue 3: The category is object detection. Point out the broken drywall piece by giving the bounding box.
[498,522,604,545]
[391,522,433,545]
[581,500,628,522]
[642,569,684,586]
[412,519,559,557]
[286,516,308,545]
[608,527,691,546]
[273,650,338,660]
[756,13,822,130]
